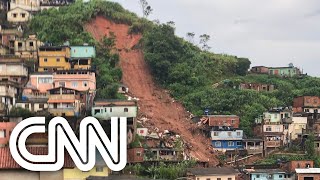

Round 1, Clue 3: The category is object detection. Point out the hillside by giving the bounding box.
[27,0,320,163]
[84,16,216,163]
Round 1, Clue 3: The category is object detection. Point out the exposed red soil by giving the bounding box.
[85,16,218,165]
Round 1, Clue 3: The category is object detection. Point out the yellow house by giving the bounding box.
[38,46,71,72]
[64,166,109,180]
[187,167,238,180]
[64,151,110,180]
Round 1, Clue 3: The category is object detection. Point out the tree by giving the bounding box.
[199,34,211,51]
[139,0,153,18]
[235,58,251,76]
[306,133,315,158]
[186,32,195,43]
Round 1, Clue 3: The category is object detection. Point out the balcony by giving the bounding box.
[48,108,77,117]
[48,94,76,100]
[265,141,281,147]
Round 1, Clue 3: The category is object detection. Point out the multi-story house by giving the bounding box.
[92,100,138,143]
[14,35,43,59]
[24,72,53,94]
[10,0,40,12]
[0,25,23,55]
[47,87,82,117]
[53,70,96,92]
[293,96,320,113]
[263,123,284,151]
[207,115,240,128]
[38,45,71,72]
[40,0,74,10]
[263,107,292,124]
[211,126,243,151]
[69,45,96,70]
[0,122,17,147]
[0,62,28,115]
[7,7,31,23]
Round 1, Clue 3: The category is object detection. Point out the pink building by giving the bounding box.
[53,70,96,92]
[0,122,17,146]
[23,72,53,94]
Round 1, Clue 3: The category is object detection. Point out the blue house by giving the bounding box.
[69,46,96,70]
[211,126,243,151]
[249,169,293,180]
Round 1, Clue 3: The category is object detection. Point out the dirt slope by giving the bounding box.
[85,16,218,165]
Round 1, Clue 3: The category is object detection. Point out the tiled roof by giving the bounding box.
[0,147,74,169]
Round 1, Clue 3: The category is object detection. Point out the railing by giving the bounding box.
[265,141,281,147]
[48,94,75,100]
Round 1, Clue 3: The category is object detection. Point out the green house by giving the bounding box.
[70,46,96,58]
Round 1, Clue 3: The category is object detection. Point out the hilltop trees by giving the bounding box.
[139,0,153,18]
[199,34,211,51]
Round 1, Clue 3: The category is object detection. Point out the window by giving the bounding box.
[38,77,52,84]
[21,13,26,18]
[236,132,241,136]
[206,178,211,180]
[305,108,310,112]
[59,82,65,87]
[29,41,34,47]
[0,130,5,138]
[72,81,78,88]
[39,104,44,108]
[228,132,232,136]
[18,42,22,47]
[124,108,128,112]
[96,167,103,172]
[94,109,101,115]
[256,175,260,178]
[228,141,234,147]
[214,132,219,136]
[83,81,88,87]
[44,58,48,62]
[275,127,281,132]
[136,151,142,156]
[236,141,242,146]
[231,119,235,124]
[279,175,283,178]
[44,68,48,71]
[56,58,60,62]
[217,178,221,180]
[284,125,288,130]
[197,178,200,180]
[266,126,272,132]
[25,103,29,109]
[110,108,112,112]
[228,178,232,180]
[215,141,221,147]
[13,13,17,18]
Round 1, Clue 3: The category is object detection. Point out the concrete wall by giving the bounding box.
[0,170,39,180]
[7,8,30,23]
[92,106,137,120]
[0,63,28,77]
[211,130,243,140]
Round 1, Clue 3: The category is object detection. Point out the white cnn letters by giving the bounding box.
[9,116,127,171]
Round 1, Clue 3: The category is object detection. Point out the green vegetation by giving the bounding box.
[125,161,196,180]
[9,107,34,119]
[28,0,320,137]
[142,23,320,136]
